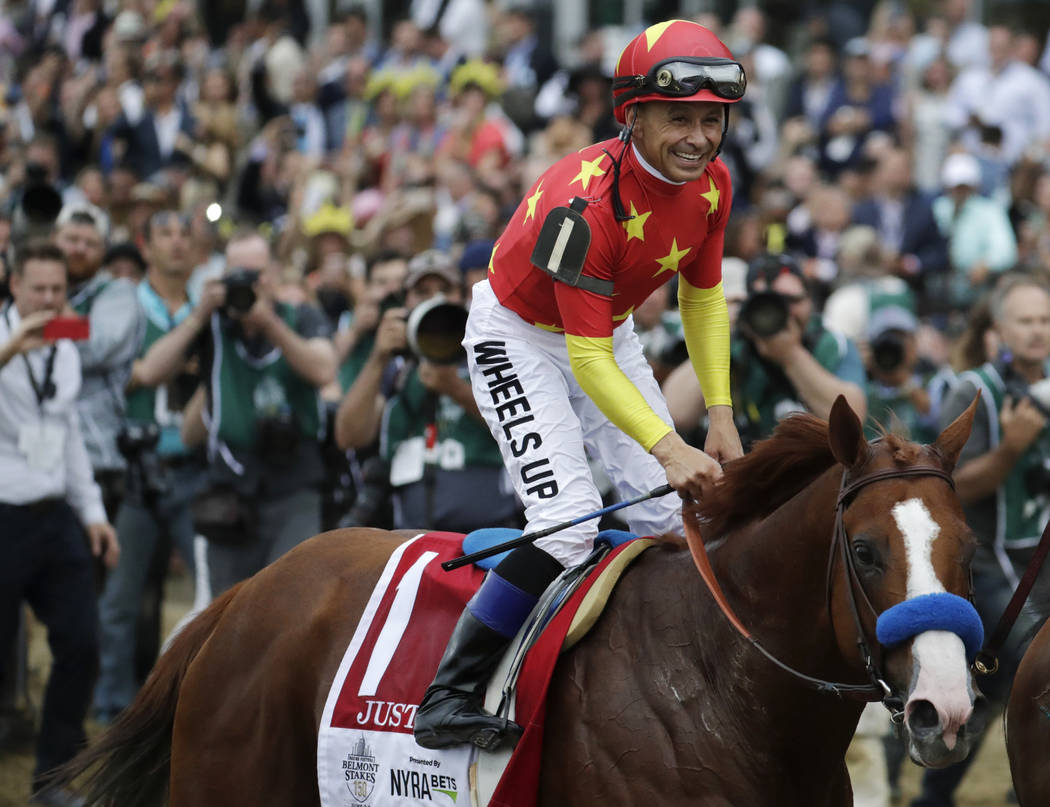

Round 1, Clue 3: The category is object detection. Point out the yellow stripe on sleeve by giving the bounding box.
[565,334,672,452]
[678,277,732,408]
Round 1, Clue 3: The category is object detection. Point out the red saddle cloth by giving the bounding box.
[324,531,645,807]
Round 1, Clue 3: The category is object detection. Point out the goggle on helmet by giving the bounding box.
[612,57,747,111]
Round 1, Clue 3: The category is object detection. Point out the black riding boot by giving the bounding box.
[413,609,519,751]
[414,544,564,751]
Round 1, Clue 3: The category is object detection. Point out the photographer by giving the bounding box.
[668,253,865,447]
[334,250,519,532]
[54,203,144,520]
[94,211,206,724]
[0,242,118,804]
[912,273,1050,807]
[177,231,336,595]
[863,305,944,443]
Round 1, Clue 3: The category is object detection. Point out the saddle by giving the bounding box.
[317,529,656,807]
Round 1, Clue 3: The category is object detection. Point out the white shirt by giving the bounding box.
[0,304,106,525]
[946,60,1050,163]
[153,107,181,159]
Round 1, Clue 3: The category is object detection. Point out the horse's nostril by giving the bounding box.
[907,700,941,737]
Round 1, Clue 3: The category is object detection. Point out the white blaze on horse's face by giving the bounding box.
[892,498,974,751]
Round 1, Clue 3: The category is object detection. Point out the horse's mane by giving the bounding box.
[697,413,837,539]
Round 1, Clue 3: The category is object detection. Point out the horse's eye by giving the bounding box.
[853,540,878,568]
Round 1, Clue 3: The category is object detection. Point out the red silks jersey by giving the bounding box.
[488,138,731,339]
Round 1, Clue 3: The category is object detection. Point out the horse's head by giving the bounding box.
[826,395,986,768]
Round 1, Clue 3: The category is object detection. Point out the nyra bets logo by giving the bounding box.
[344,736,379,803]
[390,757,459,804]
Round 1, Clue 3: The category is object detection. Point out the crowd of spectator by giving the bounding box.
[1,0,1050,804]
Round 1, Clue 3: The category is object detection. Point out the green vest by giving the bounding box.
[382,365,503,487]
[208,305,324,450]
[964,363,1050,549]
[338,330,375,392]
[733,326,847,442]
[865,376,939,444]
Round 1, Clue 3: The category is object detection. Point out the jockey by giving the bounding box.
[414,20,746,751]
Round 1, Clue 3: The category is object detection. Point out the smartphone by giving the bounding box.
[43,316,91,341]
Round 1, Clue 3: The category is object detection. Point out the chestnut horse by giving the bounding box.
[1006,613,1050,805]
[64,398,987,806]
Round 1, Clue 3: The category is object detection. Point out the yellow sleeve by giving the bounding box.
[565,334,672,452]
[678,277,732,408]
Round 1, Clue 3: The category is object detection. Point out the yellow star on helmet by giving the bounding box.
[488,242,499,274]
[524,181,543,222]
[622,201,651,242]
[644,21,676,51]
[571,154,607,191]
[653,238,691,277]
[701,176,720,215]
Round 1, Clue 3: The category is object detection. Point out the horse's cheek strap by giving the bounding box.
[876,592,984,663]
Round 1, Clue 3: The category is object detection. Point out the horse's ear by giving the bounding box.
[933,394,978,472]
[828,394,866,468]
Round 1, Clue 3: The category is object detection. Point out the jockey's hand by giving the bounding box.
[650,431,723,501]
[705,405,743,463]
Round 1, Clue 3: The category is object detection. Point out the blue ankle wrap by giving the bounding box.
[875,592,984,662]
[468,572,539,639]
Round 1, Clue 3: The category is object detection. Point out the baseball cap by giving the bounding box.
[843,37,871,58]
[459,240,495,274]
[102,241,147,273]
[941,152,981,189]
[56,201,109,240]
[868,305,917,341]
[405,249,460,290]
[745,252,805,291]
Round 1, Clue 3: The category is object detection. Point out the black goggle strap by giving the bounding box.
[606,107,637,223]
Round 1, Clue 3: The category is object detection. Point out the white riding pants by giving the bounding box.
[463,280,681,566]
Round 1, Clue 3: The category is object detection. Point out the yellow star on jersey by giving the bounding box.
[571,154,607,191]
[524,182,543,222]
[701,176,720,215]
[653,238,691,277]
[622,201,651,242]
[488,242,499,274]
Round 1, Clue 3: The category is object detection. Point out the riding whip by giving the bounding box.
[441,484,675,571]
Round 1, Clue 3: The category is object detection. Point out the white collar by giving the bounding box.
[631,143,687,186]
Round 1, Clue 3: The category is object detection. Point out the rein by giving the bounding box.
[683,464,956,717]
[974,515,1050,675]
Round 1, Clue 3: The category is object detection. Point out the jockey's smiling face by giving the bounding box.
[632,100,724,183]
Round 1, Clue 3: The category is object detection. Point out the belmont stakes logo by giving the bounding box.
[343,736,380,804]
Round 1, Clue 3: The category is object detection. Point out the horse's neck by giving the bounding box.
[700,467,864,752]
[710,466,842,657]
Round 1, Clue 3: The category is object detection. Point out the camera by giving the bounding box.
[871,332,907,372]
[738,291,790,338]
[222,268,260,315]
[405,294,468,364]
[117,422,170,505]
[1001,364,1050,419]
[256,411,302,465]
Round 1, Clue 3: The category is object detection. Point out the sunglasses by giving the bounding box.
[614,57,747,106]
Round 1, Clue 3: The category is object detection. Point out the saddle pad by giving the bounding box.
[317,532,655,807]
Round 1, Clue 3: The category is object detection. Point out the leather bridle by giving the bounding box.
[825,465,957,719]
[684,462,959,719]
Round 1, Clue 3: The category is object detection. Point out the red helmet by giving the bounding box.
[612,20,746,124]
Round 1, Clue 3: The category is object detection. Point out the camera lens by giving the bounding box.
[222,268,260,314]
[871,335,906,372]
[739,292,789,338]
